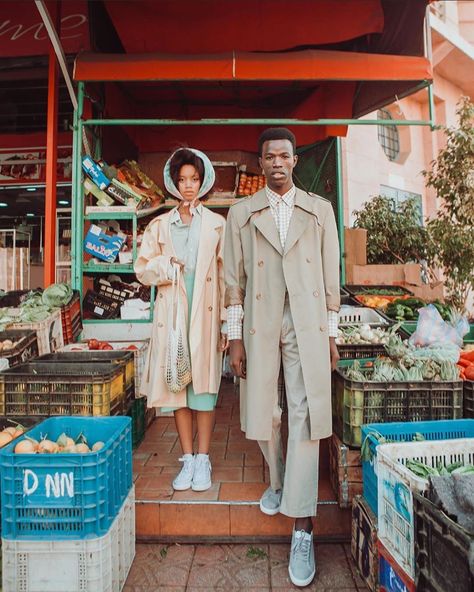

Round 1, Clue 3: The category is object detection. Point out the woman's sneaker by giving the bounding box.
[192,453,212,491]
[172,454,195,491]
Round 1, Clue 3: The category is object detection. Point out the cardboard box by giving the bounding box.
[351,495,378,592]
[329,432,362,508]
[82,156,110,191]
[344,228,367,266]
[84,224,125,263]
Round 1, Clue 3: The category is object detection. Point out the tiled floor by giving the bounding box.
[124,542,366,591]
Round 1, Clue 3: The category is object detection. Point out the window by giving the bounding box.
[377,109,400,162]
[380,185,423,225]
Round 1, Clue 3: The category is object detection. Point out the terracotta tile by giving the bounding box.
[137,489,174,501]
[160,504,230,536]
[244,466,264,482]
[225,452,244,464]
[210,429,229,442]
[133,452,151,462]
[314,505,351,538]
[228,440,261,454]
[212,458,246,469]
[125,543,193,588]
[145,452,181,467]
[212,467,243,482]
[219,482,267,502]
[135,502,160,536]
[171,482,220,501]
[230,505,293,536]
[137,474,174,491]
[244,451,265,466]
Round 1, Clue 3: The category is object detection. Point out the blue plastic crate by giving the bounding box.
[0,416,132,540]
[361,419,474,517]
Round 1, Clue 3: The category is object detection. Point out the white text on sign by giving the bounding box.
[23,469,74,498]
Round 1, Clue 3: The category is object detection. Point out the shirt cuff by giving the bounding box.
[227,305,244,340]
[328,310,338,338]
[221,321,228,334]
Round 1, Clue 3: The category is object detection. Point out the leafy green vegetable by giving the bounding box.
[42,283,73,308]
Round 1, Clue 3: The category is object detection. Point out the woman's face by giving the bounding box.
[178,164,201,203]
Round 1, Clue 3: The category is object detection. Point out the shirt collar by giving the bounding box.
[265,184,296,208]
[170,202,203,224]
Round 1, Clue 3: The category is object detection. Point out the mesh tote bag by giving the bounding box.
[165,264,192,393]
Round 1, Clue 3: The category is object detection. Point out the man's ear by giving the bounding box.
[293,154,298,166]
[258,156,263,170]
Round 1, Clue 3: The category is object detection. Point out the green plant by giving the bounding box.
[246,546,267,560]
[423,97,474,311]
[352,195,433,267]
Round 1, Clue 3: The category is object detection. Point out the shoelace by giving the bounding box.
[195,456,212,472]
[292,531,312,561]
[178,456,194,478]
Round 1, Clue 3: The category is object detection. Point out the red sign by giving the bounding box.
[0,146,72,184]
[0,1,89,57]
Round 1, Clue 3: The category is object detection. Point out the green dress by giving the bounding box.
[161,205,219,412]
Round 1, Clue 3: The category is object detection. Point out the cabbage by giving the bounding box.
[42,283,73,308]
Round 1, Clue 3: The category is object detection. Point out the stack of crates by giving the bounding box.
[0,415,134,592]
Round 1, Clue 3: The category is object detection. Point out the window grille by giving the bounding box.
[377,109,400,162]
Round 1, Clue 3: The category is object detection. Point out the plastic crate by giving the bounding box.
[338,305,389,326]
[8,309,64,355]
[0,362,126,417]
[128,397,146,450]
[378,542,415,592]
[351,495,378,592]
[83,290,120,320]
[0,416,132,540]
[60,290,82,345]
[0,329,39,368]
[35,351,135,413]
[0,290,38,309]
[332,365,463,447]
[413,492,474,592]
[377,438,474,580]
[361,419,474,516]
[96,277,137,304]
[463,380,474,418]
[329,432,362,508]
[464,324,474,344]
[61,339,149,396]
[1,485,135,592]
[345,285,414,297]
[337,326,409,360]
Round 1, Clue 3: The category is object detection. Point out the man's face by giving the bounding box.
[259,139,298,192]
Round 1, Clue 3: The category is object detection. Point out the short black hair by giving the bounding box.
[169,148,205,189]
[258,128,296,156]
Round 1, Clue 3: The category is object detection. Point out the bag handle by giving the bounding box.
[170,263,181,331]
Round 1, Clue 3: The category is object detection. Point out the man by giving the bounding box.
[224,128,340,587]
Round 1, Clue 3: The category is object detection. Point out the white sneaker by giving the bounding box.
[192,453,212,491]
[288,529,316,587]
[259,486,282,516]
[172,454,195,491]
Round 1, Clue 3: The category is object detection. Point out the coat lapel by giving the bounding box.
[250,190,283,256]
[283,189,317,255]
[190,207,220,321]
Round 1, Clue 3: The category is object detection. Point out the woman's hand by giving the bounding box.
[170,257,185,270]
[220,333,229,352]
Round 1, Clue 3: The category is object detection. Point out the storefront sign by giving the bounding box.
[0,146,72,183]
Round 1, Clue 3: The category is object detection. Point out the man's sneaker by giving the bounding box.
[192,453,212,491]
[259,486,282,516]
[172,454,195,491]
[288,529,316,587]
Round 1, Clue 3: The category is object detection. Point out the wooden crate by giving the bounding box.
[351,495,378,592]
[329,432,363,508]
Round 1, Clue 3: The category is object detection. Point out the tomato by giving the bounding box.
[126,345,138,350]
[101,344,113,350]
[88,339,100,350]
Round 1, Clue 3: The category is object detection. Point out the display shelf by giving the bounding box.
[160,197,242,209]
[85,210,136,220]
[85,204,163,219]
[83,318,152,324]
[83,263,136,273]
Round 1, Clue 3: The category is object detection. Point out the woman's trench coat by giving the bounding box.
[224,188,341,441]
[135,207,226,408]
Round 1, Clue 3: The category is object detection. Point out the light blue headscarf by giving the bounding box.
[163,148,215,201]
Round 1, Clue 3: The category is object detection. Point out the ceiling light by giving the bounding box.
[26,213,35,217]
[0,202,8,207]
[58,200,69,205]
[26,187,37,192]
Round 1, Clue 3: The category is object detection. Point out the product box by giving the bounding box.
[329,432,362,508]
[84,224,125,263]
[351,495,378,592]
[344,228,367,266]
[120,298,150,320]
[82,156,111,191]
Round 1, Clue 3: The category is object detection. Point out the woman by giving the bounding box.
[135,148,227,493]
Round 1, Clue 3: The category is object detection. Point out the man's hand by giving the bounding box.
[229,339,247,379]
[329,337,340,371]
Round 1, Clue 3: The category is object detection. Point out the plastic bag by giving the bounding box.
[409,304,469,348]
[164,265,192,394]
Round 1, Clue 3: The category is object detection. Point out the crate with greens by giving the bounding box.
[384,297,451,323]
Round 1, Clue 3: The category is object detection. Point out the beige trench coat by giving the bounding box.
[224,187,340,441]
[135,207,226,408]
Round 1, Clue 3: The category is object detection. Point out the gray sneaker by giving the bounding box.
[288,529,316,587]
[259,486,282,516]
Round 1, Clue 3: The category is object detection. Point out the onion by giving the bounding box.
[57,433,75,448]
[14,439,37,454]
[0,432,13,447]
[3,427,18,437]
[91,441,104,452]
[37,439,59,454]
[75,443,90,453]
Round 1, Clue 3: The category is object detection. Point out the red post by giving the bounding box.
[43,2,60,287]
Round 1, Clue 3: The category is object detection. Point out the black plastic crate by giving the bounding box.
[128,397,146,450]
[414,492,474,592]
[463,380,474,418]
[337,326,410,360]
[0,330,39,367]
[0,362,127,417]
[0,290,41,309]
[83,290,120,319]
[96,278,136,304]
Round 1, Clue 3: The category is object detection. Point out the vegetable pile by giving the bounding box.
[14,431,104,454]
[457,350,474,380]
[385,298,451,322]
[361,430,425,462]
[336,323,398,346]
[0,421,28,448]
[405,459,474,478]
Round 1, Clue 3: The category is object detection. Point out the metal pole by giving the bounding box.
[336,137,345,286]
[71,82,84,293]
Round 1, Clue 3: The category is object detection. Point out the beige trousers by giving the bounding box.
[258,300,320,518]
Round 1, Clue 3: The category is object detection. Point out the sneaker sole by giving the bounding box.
[172,482,192,491]
[259,500,280,516]
[288,565,316,588]
[191,481,212,492]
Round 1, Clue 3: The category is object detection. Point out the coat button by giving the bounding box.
[258,260,264,267]
[249,328,256,335]
[208,306,213,311]
[159,293,163,298]
[306,257,311,263]
[320,326,326,332]
[158,322,163,328]
[256,293,262,300]
[207,277,212,282]
[313,291,319,297]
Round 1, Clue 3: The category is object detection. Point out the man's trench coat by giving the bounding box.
[224,187,341,441]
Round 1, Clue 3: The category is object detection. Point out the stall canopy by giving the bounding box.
[72,0,433,152]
